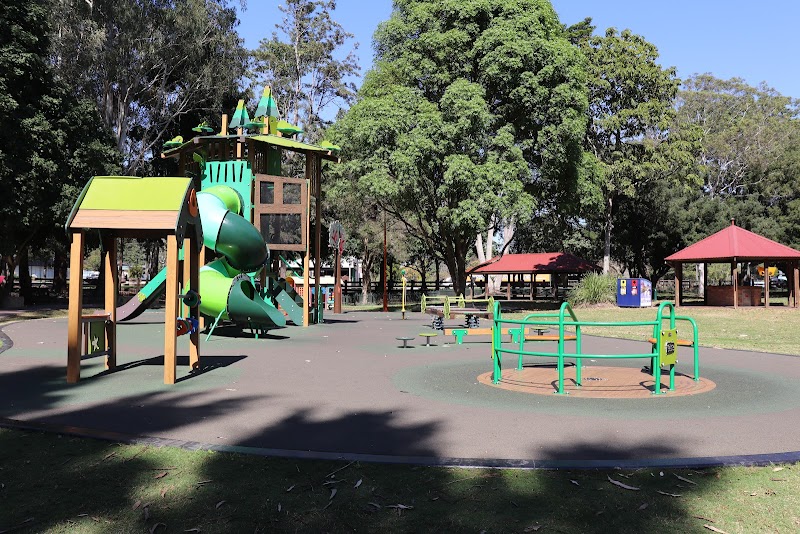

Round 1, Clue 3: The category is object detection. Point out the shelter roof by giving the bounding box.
[469,253,600,275]
[665,221,800,263]
[65,176,202,249]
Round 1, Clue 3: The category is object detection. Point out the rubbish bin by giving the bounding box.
[617,278,652,307]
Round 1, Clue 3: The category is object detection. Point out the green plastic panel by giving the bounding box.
[80,176,192,211]
[202,161,254,223]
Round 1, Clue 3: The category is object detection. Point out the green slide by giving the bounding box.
[118,185,285,328]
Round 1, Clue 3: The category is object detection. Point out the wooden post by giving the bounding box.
[793,262,799,308]
[188,234,200,370]
[703,262,708,306]
[732,261,738,309]
[103,236,117,371]
[164,235,179,384]
[221,114,228,136]
[674,263,682,307]
[506,275,511,300]
[67,231,85,383]
[314,156,322,320]
[764,260,770,308]
[302,159,312,327]
[198,246,207,331]
[529,272,534,301]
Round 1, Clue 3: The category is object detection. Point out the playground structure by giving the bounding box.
[116,87,341,334]
[65,176,203,384]
[491,301,700,395]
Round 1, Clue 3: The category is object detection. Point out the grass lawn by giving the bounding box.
[2,304,800,531]
[501,304,800,357]
[0,428,798,533]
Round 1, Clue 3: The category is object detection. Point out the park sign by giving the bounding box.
[329,220,345,256]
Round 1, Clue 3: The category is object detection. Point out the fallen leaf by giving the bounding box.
[154,472,168,480]
[285,484,295,492]
[570,479,580,486]
[329,488,337,500]
[354,478,363,489]
[160,487,168,498]
[367,502,382,509]
[386,504,414,510]
[638,503,648,511]
[703,525,730,534]
[102,452,117,461]
[323,479,341,486]
[196,480,212,486]
[771,478,787,482]
[132,500,142,511]
[674,474,697,486]
[91,516,101,522]
[183,529,201,533]
[750,492,758,497]
[694,515,715,522]
[277,503,281,512]
[608,475,640,491]
[215,500,225,509]
[149,523,166,534]
[773,467,784,472]
[523,525,541,532]
[657,491,682,497]
[77,514,88,518]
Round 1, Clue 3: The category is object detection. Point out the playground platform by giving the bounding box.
[2,311,800,468]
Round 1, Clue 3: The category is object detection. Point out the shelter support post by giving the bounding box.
[164,235,179,384]
[674,263,682,307]
[314,155,322,322]
[67,231,85,383]
[102,236,117,371]
[794,262,799,308]
[530,272,534,301]
[188,233,200,370]
[732,261,738,309]
[763,259,769,308]
[303,160,312,327]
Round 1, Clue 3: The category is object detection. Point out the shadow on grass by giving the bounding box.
[1,383,788,533]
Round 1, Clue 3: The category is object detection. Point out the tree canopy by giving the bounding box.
[332,0,587,294]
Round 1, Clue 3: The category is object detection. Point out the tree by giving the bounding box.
[251,0,359,142]
[332,0,586,295]
[50,0,248,174]
[0,0,120,302]
[675,74,798,199]
[577,26,689,273]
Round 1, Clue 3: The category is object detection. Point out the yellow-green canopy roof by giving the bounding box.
[161,133,340,162]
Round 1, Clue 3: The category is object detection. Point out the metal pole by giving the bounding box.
[383,211,388,312]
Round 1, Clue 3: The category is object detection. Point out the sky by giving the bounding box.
[237,0,800,99]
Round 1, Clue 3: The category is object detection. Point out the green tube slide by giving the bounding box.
[196,186,285,327]
[119,184,285,328]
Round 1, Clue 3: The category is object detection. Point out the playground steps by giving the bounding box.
[267,278,304,326]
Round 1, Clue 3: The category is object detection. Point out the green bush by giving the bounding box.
[568,273,617,306]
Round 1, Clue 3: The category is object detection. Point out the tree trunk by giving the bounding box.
[602,196,613,274]
[696,263,705,298]
[360,238,372,305]
[435,259,441,290]
[18,247,33,305]
[53,244,68,293]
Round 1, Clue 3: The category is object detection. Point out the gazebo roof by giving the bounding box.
[469,253,600,275]
[665,221,800,263]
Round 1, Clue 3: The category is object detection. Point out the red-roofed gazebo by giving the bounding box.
[665,220,800,308]
[469,252,600,300]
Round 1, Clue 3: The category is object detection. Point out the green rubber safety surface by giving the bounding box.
[393,359,800,421]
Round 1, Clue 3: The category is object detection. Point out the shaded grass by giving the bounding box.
[0,428,798,533]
